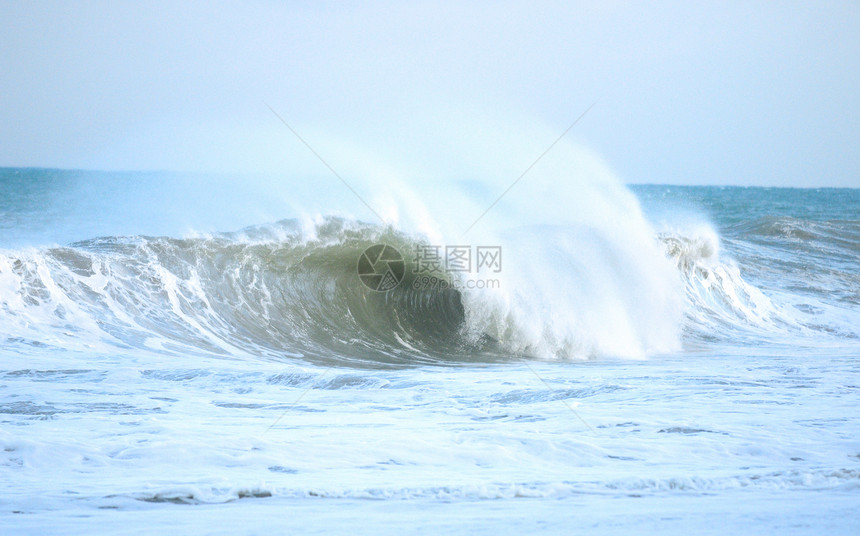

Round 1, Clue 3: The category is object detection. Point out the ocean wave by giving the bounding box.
[658,228,792,343]
[731,215,860,246]
[659,223,860,344]
[0,215,682,364]
[0,214,855,365]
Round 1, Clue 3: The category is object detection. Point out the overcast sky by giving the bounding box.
[1,1,858,186]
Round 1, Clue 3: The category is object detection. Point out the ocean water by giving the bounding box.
[1,166,859,534]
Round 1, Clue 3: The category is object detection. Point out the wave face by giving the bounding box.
[0,219,477,365]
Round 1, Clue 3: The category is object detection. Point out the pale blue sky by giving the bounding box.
[1,1,858,186]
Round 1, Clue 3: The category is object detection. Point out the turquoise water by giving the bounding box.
[1,168,859,534]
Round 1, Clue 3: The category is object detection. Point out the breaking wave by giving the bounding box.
[1,209,855,366]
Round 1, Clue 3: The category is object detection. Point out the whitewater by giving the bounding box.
[1,153,859,532]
